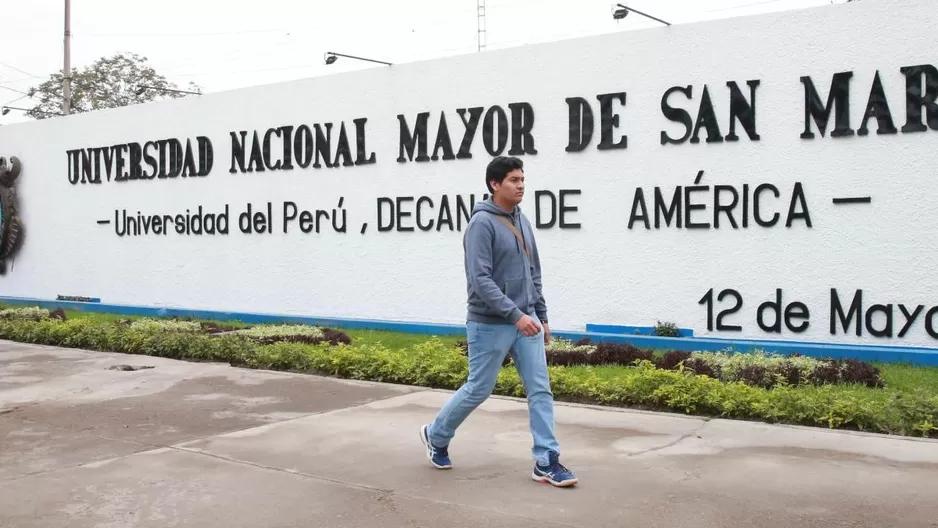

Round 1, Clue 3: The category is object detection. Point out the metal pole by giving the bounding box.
[617,4,671,26]
[63,0,71,115]
[326,52,392,66]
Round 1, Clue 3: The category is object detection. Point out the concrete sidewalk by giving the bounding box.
[2,341,937,527]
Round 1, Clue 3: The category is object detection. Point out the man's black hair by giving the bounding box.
[485,156,524,193]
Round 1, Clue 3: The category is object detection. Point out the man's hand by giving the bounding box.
[515,314,541,337]
[542,322,551,345]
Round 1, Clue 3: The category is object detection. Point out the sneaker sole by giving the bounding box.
[532,472,578,487]
[420,425,452,470]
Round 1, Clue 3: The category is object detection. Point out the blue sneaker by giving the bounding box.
[532,451,578,487]
[420,424,452,469]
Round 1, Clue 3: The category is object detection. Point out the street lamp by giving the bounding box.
[324,52,392,66]
[135,85,202,96]
[613,4,671,26]
[1,106,63,117]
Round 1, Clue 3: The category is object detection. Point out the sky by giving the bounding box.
[0,0,842,125]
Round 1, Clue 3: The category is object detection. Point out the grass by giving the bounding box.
[0,304,936,438]
[27,307,456,349]
[346,329,463,349]
[876,363,938,394]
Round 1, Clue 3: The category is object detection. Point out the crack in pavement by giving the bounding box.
[0,391,425,483]
[375,490,422,528]
[626,419,711,457]
[171,446,586,528]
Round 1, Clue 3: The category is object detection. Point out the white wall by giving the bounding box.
[1,0,937,348]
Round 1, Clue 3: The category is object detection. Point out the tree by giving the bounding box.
[25,52,201,119]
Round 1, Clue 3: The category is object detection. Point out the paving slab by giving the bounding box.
[0,415,148,480]
[3,340,938,527]
[177,390,938,528]
[0,447,545,528]
[0,341,419,477]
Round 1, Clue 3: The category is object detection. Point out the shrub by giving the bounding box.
[656,350,692,370]
[198,321,247,334]
[544,338,597,366]
[839,358,886,388]
[0,306,59,321]
[238,324,351,346]
[460,337,883,390]
[594,342,654,365]
[653,321,681,337]
[0,314,930,438]
[685,350,884,389]
[683,356,721,379]
[127,318,202,333]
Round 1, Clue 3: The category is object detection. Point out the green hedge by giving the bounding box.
[0,315,936,438]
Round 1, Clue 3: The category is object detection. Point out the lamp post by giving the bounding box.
[63,0,71,115]
[2,106,64,117]
[135,85,202,96]
[324,52,392,66]
[613,4,671,26]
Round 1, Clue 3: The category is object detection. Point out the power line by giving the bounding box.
[0,85,30,96]
[0,62,41,79]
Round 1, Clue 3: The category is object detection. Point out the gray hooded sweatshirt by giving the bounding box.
[463,198,547,326]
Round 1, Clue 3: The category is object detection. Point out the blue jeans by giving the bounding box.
[427,319,560,466]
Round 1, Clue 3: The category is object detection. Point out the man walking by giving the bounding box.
[419,156,578,488]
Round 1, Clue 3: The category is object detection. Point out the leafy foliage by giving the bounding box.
[25,52,201,119]
[126,318,202,333]
[653,321,681,337]
[0,312,933,438]
[238,324,351,346]
[0,307,65,321]
[536,339,884,389]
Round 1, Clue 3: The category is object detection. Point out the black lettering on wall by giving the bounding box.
[858,71,898,136]
[396,105,532,162]
[456,107,484,159]
[535,191,557,228]
[232,123,356,172]
[230,131,247,173]
[758,289,810,334]
[558,189,581,228]
[536,190,582,228]
[725,80,761,141]
[899,64,938,133]
[353,118,376,165]
[800,71,855,139]
[431,111,456,161]
[596,92,628,150]
[314,123,334,168]
[263,128,283,170]
[334,122,355,167]
[80,148,95,183]
[661,80,760,145]
[660,85,693,145]
[294,125,313,168]
[483,105,509,156]
[628,180,810,230]
[376,194,487,233]
[831,288,862,336]
[398,112,430,163]
[71,136,212,184]
[691,85,723,144]
[508,102,537,155]
[655,187,681,228]
[566,97,594,152]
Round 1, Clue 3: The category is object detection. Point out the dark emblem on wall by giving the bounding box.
[0,155,24,275]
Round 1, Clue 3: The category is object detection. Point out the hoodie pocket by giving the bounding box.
[504,278,528,309]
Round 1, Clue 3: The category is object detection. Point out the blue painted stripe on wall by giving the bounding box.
[585,323,695,337]
[1,296,937,366]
